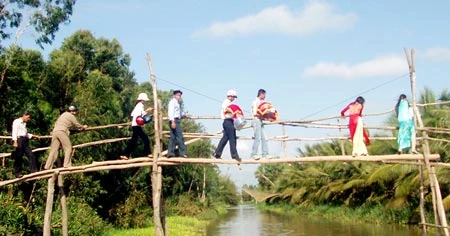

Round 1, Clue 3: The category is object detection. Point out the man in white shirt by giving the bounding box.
[251,89,269,160]
[11,111,40,178]
[213,89,241,161]
[167,90,187,158]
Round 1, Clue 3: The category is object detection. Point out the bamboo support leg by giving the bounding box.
[431,167,449,236]
[152,166,164,236]
[43,173,58,236]
[419,163,427,235]
[58,175,68,236]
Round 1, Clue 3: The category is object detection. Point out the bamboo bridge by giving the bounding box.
[0,49,449,236]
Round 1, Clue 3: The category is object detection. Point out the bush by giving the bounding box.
[0,193,31,235]
[49,198,110,236]
[108,190,153,228]
[166,194,203,217]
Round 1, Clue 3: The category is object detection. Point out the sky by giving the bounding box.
[7,0,450,187]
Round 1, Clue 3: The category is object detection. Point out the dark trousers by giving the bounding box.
[124,126,151,156]
[214,119,239,158]
[13,137,38,175]
[168,119,186,156]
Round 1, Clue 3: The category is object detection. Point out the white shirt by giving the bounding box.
[168,98,181,121]
[221,98,233,119]
[130,102,147,126]
[252,97,263,117]
[12,117,33,141]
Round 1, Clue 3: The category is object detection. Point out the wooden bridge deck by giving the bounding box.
[0,154,439,187]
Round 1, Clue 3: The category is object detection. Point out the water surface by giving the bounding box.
[206,205,425,236]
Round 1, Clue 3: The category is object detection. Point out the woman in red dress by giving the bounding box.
[341,96,370,156]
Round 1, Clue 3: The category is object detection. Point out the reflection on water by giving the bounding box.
[206,205,425,236]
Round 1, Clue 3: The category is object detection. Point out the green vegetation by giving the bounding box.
[255,88,450,225]
[0,30,240,235]
[0,0,77,48]
[105,216,207,236]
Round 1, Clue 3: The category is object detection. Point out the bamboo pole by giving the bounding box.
[0,154,440,187]
[0,137,130,159]
[0,108,449,141]
[282,124,287,157]
[43,172,58,236]
[158,100,167,236]
[406,48,434,234]
[420,160,427,235]
[201,166,206,202]
[58,175,68,236]
[406,48,449,235]
[147,54,165,236]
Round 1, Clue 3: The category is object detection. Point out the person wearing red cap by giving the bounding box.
[213,89,241,161]
[120,93,153,160]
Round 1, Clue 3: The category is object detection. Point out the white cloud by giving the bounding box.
[303,55,408,79]
[193,2,357,37]
[424,47,450,61]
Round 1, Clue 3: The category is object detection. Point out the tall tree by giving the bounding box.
[0,0,76,48]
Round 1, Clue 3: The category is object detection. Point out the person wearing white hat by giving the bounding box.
[120,92,154,160]
[213,89,241,161]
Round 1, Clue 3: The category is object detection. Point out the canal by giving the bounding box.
[206,205,426,236]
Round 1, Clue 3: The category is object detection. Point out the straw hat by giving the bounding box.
[137,93,150,101]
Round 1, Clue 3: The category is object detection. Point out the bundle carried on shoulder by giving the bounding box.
[257,101,279,121]
[224,104,246,130]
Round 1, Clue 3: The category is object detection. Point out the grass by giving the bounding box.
[105,216,208,236]
[258,203,417,225]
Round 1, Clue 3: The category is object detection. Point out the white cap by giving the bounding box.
[137,92,150,101]
[227,89,237,98]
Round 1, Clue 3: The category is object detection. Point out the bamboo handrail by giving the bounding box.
[0,137,130,158]
[2,116,450,140]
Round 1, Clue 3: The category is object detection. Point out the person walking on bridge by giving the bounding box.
[45,105,88,169]
[395,94,417,154]
[11,111,40,178]
[251,89,270,160]
[167,90,188,158]
[120,92,154,160]
[341,96,370,157]
[213,89,241,161]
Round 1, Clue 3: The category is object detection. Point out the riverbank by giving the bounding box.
[105,204,229,236]
[105,216,208,236]
[258,203,423,225]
